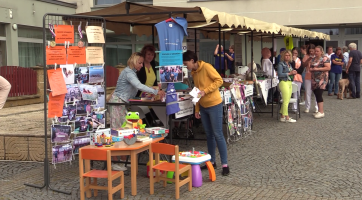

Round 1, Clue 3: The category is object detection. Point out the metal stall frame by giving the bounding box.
[24,13,106,195]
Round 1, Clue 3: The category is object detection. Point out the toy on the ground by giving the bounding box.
[172,148,215,188]
[122,112,146,130]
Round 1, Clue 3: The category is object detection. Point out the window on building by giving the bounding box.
[310,28,339,35]
[0,24,5,37]
[95,0,152,5]
[105,44,132,67]
[18,42,43,67]
[0,41,6,66]
[345,28,362,35]
[17,26,44,67]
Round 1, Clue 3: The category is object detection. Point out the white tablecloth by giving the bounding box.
[257,78,279,104]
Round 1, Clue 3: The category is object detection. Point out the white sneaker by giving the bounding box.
[314,110,319,113]
[299,101,305,105]
[285,117,297,123]
[280,117,286,122]
[112,163,127,171]
[304,109,309,113]
[314,112,325,119]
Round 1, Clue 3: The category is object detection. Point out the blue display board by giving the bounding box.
[159,50,183,66]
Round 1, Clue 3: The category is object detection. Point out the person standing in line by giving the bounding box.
[302,44,319,114]
[346,43,362,99]
[225,45,235,74]
[277,50,297,123]
[328,47,344,96]
[183,50,230,176]
[213,44,227,76]
[310,46,331,119]
[342,46,349,79]
[324,46,334,91]
[291,47,304,113]
[261,47,277,104]
[0,76,11,109]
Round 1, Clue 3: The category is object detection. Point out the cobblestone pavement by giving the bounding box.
[1,92,362,200]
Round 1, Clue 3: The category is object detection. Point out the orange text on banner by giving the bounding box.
[55,25,74,43]
[48,92,66,118]
[86,46,104,64]
[46,47,67,65]
[67,46,86,64]
[47,68,68,96]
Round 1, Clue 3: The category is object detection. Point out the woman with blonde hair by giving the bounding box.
[109,52,165,129]
[277,50,297,122]
[310,46,331,118]
[108,52,165,171]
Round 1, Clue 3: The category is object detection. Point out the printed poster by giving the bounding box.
[159,66,183,83]
[47,68,67,96]
[159,50,183,66]
[67,46,86,64]
[86,47,104,64]
[46,47,67,65]
[85,26,105,43]
[175,100,193,119]
[60,64,75,85]
[48,92,66,118]
[55,25,74,43]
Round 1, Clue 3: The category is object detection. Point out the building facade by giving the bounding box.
[2,0,362,68]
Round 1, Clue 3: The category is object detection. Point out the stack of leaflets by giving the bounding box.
[145,127,169,134]
[136,135,153,143]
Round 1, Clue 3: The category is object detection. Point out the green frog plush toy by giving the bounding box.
[122,112,146,130]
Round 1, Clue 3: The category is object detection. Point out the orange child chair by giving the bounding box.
[149,143,192,199]
[79,149,124,200]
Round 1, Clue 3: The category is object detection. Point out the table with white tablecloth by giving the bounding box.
[257,78,279,105]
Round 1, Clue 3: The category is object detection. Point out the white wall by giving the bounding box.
[154,0,362,27]
[60,0,93,13]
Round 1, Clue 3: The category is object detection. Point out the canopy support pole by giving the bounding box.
[218,23,222,75]
[244,34,247,66]
[250,31,253,80]
[152,25,155,46]
[223,31,226,76]
[194,29,197,53]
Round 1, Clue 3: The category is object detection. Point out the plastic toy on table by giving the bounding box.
[121,112,146,131]
[171,148,215,187]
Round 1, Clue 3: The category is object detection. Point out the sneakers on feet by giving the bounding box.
[285,118,296,123]
[112,163,127,171]
[201,163,216,170]
[222,166,230,176]
[304,109,309,113]
[314,112,325,119]
[280,117,286,122]
[299,101,305,105]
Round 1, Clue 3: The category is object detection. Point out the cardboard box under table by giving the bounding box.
[79,137,164,196]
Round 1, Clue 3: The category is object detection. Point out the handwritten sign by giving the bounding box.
[175,100,193,119]
[159,50,183,66]
[86,26,105,43]
[46,47,67,65]
[48,92,65,118]
[47,68,67,96]
[55,25,74,43]
[86,47,104,64]
[67,46,86,64]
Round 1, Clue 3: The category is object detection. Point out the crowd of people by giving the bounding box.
[261,43,361,123]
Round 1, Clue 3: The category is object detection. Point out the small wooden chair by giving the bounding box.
[149,143,192,199]
[79,149,124,200]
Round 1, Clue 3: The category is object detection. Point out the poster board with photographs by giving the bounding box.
[44,15,107,169]
[159,66,183,83]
